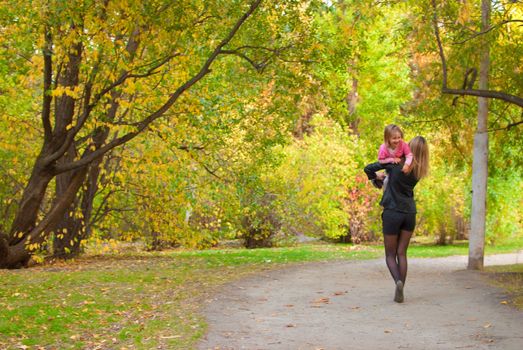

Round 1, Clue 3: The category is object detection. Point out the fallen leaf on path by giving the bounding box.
[333,291,347,296]
[483,323,491,328]
[284,304,294,307]
[286,324,295,328]
[384,329,392,333]
[500,300,508,304]
[310,297,330,307]
[311,297,330,304]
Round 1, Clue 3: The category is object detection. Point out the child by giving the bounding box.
[364,124,413,189]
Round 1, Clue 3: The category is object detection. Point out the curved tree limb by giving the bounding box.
[452,19,523,45]
[53,0,263,174]
[42,27,53,141]
[431,0,523,108]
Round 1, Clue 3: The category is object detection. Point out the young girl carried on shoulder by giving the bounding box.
[364,124,413,189]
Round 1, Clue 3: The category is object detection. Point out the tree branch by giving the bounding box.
[431,0,523,108]
[219,49,266,71]
[489,113,523,132]
[452,19,523,45]
[442,87,523,107]
[220,44,300,71]
[52,0,264,174]
[42,27,53,141]
[43,52,178,166]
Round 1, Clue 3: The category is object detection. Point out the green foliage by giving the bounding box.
[342,173,382,243]
[0,0,521,260]
[485,172,523,244]
[416,162,467,244]
[267,115,359,240]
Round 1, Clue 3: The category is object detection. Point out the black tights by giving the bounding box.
[384,230,413,284]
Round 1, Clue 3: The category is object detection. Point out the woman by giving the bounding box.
[375,136,429,303]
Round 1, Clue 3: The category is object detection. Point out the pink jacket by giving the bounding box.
[378,141,413,165]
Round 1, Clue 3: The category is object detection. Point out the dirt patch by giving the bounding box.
[483,265,523,310]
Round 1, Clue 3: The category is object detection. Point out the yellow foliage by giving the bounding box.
[457,1,473,25]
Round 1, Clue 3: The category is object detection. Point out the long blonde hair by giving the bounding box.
[408,136,429,179]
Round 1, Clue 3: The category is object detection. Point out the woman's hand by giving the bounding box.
[401,164,410,173]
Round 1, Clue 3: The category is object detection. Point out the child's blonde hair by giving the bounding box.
[408,136,429,179]
[384,124,404,147]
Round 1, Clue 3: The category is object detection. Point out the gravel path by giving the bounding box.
[198,252,523,350]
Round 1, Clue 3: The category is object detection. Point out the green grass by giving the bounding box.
[0,241,521,349]
[408,239,523,258]
[172,243,381,264]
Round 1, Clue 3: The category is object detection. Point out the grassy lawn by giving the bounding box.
[408,238,523,258]
[0,241,521,349]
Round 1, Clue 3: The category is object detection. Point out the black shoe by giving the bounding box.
[394,280,404,303]
[371,178,383,189]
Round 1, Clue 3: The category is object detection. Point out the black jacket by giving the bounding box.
[379,164,418,213]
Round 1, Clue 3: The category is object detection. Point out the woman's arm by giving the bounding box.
[402,141,413,166]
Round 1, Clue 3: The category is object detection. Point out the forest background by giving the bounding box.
[0,0,522,268]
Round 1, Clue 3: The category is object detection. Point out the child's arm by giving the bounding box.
[378,144,397,164]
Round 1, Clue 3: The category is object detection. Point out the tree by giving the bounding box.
[0,0,317,268]
[468,0,490,270]
[430,0,523,269]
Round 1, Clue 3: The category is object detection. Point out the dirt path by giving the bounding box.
[198,252,523,350]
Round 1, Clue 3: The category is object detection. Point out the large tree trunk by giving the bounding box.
[0,165,87,268]
[53,129,110,258]
[0,160,54,268]
[468,0,490,270]
[2,0,263,268]
[53,145,83,258]
[0,31,84,268]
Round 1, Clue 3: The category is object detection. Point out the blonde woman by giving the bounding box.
[376,136,429,303]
